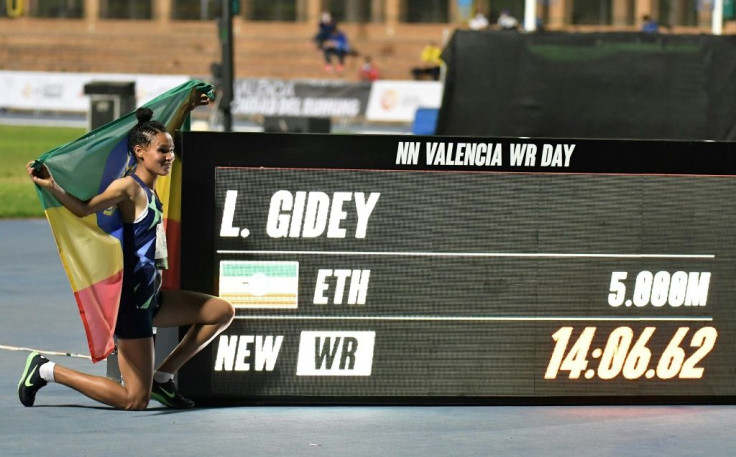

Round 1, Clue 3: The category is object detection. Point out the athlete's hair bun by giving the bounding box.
[135,107,154,124]
[128,107,165,154]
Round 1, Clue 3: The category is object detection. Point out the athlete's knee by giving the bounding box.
[123,400,149,411]
[198,296,235,326]
[122,392,150,411]
[218,299,235,325]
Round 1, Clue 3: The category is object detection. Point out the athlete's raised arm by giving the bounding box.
[27,161,135,218]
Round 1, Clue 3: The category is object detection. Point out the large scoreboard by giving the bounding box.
[177,132,736,404]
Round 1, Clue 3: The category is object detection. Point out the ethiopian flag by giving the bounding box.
[33,80,213,363]
[219,260,299,309]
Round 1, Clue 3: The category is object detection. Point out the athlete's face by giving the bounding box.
[135,131,175,176]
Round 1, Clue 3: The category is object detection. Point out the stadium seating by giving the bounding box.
[0,18,451,81]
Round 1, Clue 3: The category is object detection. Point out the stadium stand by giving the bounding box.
[0,18,452,81]
[2,0,735,83]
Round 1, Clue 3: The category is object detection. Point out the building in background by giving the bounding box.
[1,0,733,84]
[2,0,733,29]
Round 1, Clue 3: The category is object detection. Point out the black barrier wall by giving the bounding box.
[177,132,736,405]
[436,31,736,141]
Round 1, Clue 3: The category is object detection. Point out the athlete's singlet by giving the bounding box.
[115,173,165,339]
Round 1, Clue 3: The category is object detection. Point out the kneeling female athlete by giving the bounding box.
[20,104,234,410]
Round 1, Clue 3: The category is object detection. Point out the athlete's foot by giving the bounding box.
[151,379,195,409]
[18,351,49,407]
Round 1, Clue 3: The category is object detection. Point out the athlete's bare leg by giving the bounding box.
[152,290,234,374]
[52,337,154,410]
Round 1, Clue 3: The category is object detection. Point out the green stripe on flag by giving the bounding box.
[34,80,214,210]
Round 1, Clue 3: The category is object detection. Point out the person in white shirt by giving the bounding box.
[469,12,489,30]
[497,9,519,31]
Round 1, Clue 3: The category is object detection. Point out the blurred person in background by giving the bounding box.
[323,26,351,73]
[313,11,336,49]
[410,41,443,81]
[359,55,380,81]
[497,9,520,31]
[469,11,489,30]
[641,14,660,33]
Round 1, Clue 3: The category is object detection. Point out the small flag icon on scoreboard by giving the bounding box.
[219,260,299,309]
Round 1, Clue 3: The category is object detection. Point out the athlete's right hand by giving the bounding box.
[27,161,55,189]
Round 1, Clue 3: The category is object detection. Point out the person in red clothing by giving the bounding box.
[359,56,380,81]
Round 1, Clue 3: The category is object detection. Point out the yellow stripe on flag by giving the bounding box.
[46,207,123,292]
[156,162,181,223]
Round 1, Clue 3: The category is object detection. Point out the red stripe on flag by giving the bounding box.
[74,270,123,363]
[162,218,181,291]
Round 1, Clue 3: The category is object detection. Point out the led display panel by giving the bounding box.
[178,132,736,404]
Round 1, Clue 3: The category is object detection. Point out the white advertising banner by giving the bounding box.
[231,78,371,118]
[0,71,190,113]
[365,80,443,122]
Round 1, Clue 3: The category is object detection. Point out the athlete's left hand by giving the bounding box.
[188,93,211,111]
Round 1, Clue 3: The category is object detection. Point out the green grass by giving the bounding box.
[0,125,85,218]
